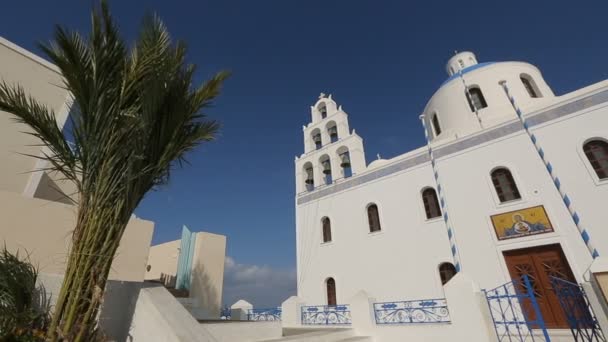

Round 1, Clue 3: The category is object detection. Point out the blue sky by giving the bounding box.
[2,0,608,307]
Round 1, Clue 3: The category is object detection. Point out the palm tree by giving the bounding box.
[0,2,228,340]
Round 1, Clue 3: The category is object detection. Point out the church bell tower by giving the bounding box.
[295,94,366,194]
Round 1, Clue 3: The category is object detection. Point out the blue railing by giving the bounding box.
[373,298,450,324]
[483,275,550,342]
[220,307,231,320]
[247,308,282,321]
[551,277,606,342]
[301,305,351,325]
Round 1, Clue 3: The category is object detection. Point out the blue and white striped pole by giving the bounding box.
[420,115,463,272]
[500,81,599,259]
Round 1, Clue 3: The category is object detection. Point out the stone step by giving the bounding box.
[336,337,373,342]
[261,328,355,342]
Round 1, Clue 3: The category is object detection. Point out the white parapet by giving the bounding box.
[231,299,254,321]
[281,296,305,328]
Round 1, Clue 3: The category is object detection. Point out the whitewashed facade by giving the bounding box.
[291,52,608,341]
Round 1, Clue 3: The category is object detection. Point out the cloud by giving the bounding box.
[222,256,296,308]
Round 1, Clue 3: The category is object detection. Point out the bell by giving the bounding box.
[340,153,351,168]
[313,134,322,143]
[328,126,338,138]
[323,161,331,174]
[305,168,314,184]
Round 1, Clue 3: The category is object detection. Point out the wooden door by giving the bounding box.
[503,244,576,329]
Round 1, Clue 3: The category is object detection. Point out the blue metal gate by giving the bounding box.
[484,275,551,341]
[551,277,606,342]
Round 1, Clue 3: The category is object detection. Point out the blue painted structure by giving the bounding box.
[551,277,606,342]
[301,305,351,325]
[247,308,282,321]
[175,225,196,290]
[373,298,450,324]
[483,275,550,341]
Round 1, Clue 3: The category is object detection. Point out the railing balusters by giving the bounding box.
[373,298,450,324]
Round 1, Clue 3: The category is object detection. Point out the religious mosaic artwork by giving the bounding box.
[491,205,554,240]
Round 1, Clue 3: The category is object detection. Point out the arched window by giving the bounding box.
[422,188,441,219]
[322,217,332,243]
[432,113,442,137]
[327,123,338,143]
[367,204,381,232]
[491,168,521,202]
[583,139,608,180]
[520,75,541,98]
[467,87,488,112]
[319,104,328,119]
[304,163,314,191]
[439,262,457,285]
[321,156,332,185]
[326,277,336,306]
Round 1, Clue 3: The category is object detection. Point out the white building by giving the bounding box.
[291,52,608,341]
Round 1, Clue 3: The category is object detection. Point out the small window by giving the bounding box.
[467,87,487,111]
[326,278,336,306]
[422,188,441,219]
[458,59,464,68]
[439,263,457,285]
[520,75,541,98]
[583,140,608,180]
[367,204,381,232]
[322,217,332,243]
[431,114,442,137]
[491,168,521,203]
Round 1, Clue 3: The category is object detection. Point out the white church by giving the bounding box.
[287,51,608,341]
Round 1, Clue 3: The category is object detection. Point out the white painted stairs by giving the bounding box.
[259,328,373,342]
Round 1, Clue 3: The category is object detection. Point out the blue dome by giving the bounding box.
[440,62,496,87]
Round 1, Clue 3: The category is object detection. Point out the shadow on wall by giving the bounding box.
[190,262,220,317]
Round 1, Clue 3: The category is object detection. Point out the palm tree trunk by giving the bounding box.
[46,205,130,342]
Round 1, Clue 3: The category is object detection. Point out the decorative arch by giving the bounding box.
[421,187,441,219]
[326,120,338,143]
[583,139,608,180]
[520,73,541,98]
[491,167,521,203]
[322,217,332,243]
[367,203,381,232]
[438,262,457,285]
[325,277,337,306]
[467,86,488,112]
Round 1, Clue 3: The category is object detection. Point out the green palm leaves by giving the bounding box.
[0,1,228,340]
